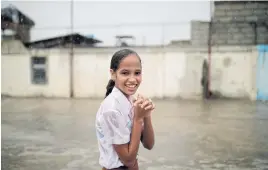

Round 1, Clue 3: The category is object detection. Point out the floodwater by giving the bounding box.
[2,98,268,170]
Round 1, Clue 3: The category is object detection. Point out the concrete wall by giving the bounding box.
[73,48,187,99]
[181,46,257,100]
[190,21,210,46]
[1,40,28,54]
[1,44,258,100]
[209,47,257,100]
[191,1,268,46]
[213,1,268,45]
[1,50,70,97]
[214,1,268,22]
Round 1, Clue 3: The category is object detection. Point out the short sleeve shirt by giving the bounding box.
[95,87,134,169]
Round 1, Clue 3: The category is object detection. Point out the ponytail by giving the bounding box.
[105,79,115,98]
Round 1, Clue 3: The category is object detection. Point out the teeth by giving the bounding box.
[126,85,136,88]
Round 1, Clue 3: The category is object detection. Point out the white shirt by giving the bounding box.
[95,87,134,169]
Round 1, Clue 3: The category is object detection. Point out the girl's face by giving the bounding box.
[111,54,142,97]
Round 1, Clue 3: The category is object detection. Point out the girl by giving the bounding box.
[95,49,155,170]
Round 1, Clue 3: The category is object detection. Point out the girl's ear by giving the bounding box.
[110,69,116,81]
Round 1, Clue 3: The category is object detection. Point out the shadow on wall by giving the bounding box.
[201,58,231,100]
[201,59,215,99]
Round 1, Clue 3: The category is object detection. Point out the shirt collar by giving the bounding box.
[111,86,133,108]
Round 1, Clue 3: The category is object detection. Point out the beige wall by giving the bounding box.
[184,48,258,99]
[73,48,187,99]
[209,50,257,99]
[1,52,70,97]
[1,45,258,100]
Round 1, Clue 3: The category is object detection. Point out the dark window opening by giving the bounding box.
[31,56,47,84]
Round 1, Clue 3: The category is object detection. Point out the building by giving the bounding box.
[1,1,268,100]
[24,33,102,49]
[1,5,35,42]
[191,1,268,46]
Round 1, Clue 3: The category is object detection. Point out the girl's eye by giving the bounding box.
[135,72,141,75]
[122,72,128,75]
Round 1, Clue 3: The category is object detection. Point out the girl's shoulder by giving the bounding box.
[99,93,132,117]
[99,94,119,112]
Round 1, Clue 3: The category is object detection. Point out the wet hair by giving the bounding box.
[105,49,141,98]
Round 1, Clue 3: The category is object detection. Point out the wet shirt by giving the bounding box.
[95,87,134,169]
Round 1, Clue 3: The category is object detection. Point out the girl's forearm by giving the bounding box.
[141,115,155,150]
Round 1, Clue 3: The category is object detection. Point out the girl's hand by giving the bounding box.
[133,98,146,121]
[137,94,155,117]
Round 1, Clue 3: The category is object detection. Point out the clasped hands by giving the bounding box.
[133,94,155,121]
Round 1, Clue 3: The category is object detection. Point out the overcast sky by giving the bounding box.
[2,1,211,46]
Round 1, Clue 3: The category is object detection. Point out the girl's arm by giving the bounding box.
[109,99,144,168]
[141,115,155,150]
[113,119,144,167]
[136,95,155,150]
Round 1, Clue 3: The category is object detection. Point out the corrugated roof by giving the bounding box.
[24,33,102,49]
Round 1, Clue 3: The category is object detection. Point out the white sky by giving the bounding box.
[1,1,211,46]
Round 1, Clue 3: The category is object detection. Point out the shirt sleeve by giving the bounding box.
[101,109,130,145]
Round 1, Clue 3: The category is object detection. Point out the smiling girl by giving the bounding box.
[95,49,155,170]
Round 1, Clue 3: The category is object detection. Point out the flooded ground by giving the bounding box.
[2,98,268,170]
